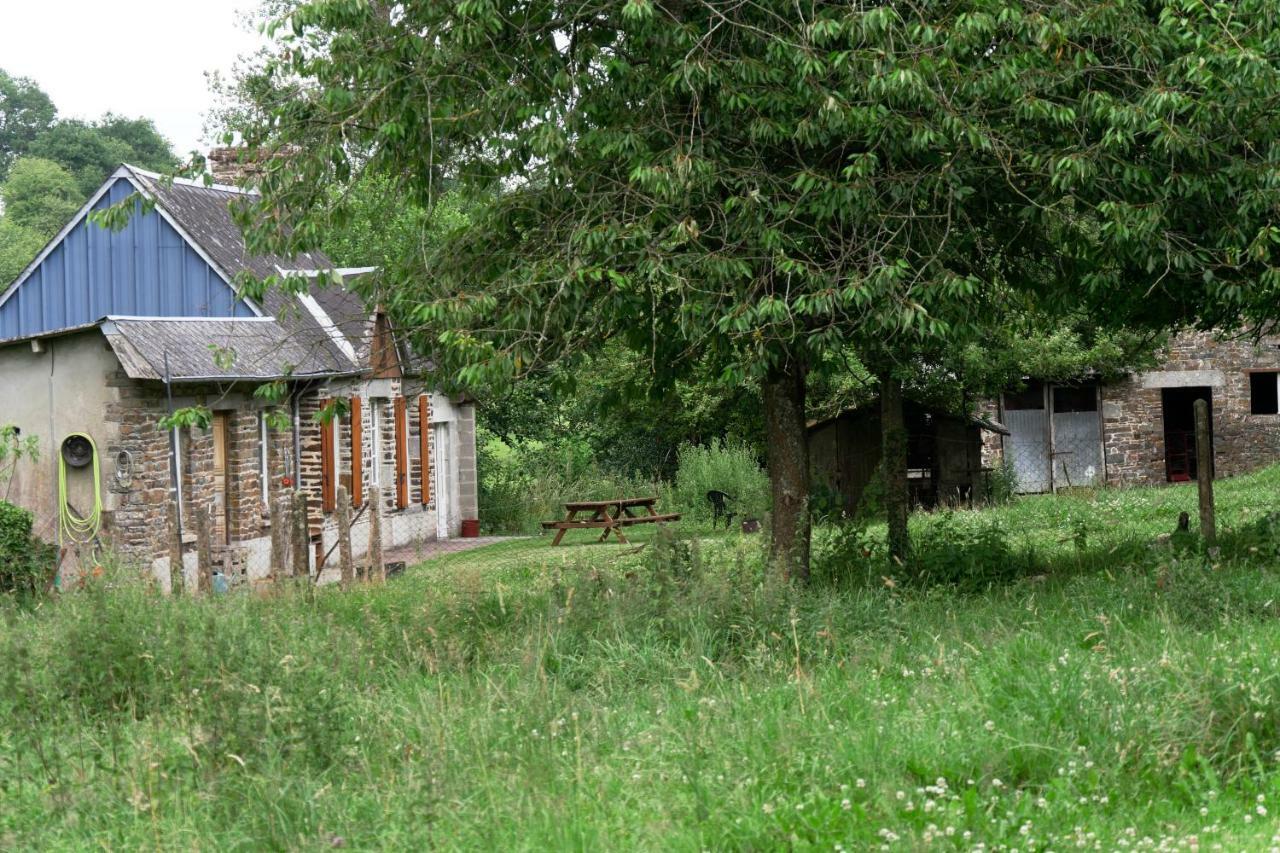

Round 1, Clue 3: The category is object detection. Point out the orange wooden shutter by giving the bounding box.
[394,396,408,509]
[418,395,431,506]
[350,396,364,507]
[320,398,336,512]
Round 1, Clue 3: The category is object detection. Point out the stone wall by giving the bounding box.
[1101,329,1280,486]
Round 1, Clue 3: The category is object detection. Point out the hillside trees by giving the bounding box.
[228,0,1280,578]
[0,70,56,180]
[0,68,179,286]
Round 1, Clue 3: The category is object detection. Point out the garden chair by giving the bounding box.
[705,490,736,530]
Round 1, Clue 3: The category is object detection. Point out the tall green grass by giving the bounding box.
[4,469,1280,848]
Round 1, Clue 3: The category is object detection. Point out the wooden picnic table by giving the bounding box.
[541,496,681,545]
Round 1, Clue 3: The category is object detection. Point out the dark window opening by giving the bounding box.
[1052,384,1098,413]
[1004,381,1044,411]
[1250,371,1278,415]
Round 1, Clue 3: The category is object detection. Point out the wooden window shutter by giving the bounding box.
[320,398,336,513]
[418,395,431,506]
[350,396,364,507]
[394,396,409,509]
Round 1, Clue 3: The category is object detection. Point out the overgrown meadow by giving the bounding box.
[5,469,1280,849]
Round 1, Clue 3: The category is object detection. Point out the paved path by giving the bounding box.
[383,536,515,567]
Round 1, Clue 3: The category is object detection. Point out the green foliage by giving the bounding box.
[223,0,1280,573]
[907,513,1041,592]
[0,69,55,180]
[159,406,212,432]
[476,429,662,533]
[27,117,176,198]
[0,217,44,288]
[976,459,1019,507]
[1,157,81,236]
[0,423,39,499]
[0,501,54,596]
[672,438,770,523]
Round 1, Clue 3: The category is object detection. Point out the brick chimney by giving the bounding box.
[207,146,263,189]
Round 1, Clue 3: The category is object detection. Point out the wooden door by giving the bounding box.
[212,412,231,544]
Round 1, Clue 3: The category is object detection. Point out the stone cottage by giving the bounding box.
[0,162,478,586]
[986,329,1280,492]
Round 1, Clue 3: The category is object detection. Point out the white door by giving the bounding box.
[434,423,450,539]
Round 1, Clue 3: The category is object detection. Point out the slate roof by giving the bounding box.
[123,166,382,374]
[102,317,358,381]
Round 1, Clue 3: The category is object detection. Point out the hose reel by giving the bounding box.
[58,432,103,546]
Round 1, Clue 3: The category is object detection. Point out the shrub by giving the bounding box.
[0,501,55,596]
[672,438,770,522]
[907,512,1042,591]
[976,458,1019,506]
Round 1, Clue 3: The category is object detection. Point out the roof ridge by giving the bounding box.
[124,163,258,196]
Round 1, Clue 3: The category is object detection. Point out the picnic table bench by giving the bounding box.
[541,496,680,545]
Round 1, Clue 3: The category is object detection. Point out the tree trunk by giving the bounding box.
[880,373,911,564]
[763,359,810,582]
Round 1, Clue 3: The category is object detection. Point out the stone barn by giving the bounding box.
[0,162,478,587]
[987,329,1280,492]
[808,400,1009,515]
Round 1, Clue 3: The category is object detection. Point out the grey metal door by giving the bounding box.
[1005,408,1052,493]
[1050,385,1103,489]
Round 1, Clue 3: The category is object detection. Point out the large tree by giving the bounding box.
[0,70,56,180]
[28,117,177,198]
[229,0,1280,578]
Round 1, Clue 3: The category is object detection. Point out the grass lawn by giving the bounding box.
[4,470,1280,849]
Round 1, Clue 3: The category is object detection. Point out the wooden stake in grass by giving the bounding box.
[195,503,213,595]
[167,499,184,597]
[368,486,385,583]
[336,485,354,588]
[292,489,311,581]
[1194,398,1216,543]
[270,494,291,584]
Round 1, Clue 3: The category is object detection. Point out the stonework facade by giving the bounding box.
[1100,329,1280,487]
[986,329,1280,491]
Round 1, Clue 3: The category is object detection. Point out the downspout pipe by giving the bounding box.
[165,351,183,546]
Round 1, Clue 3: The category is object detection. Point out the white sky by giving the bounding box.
[0,0,267,157]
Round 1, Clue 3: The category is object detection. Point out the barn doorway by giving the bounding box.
[1161,387,1212,482]
[1001,380,1104,493]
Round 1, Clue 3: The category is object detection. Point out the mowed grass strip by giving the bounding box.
[3,470,1280,849]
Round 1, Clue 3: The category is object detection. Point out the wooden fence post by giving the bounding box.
[1194,398,1216,543]
[270,494,291,585]
[195,503,213,595]
[368,486,385,583]
[337,485,354,588]
[292,489,311,581]
[167,499,184,596]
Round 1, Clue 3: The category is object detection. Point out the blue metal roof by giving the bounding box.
[0,175,256,341]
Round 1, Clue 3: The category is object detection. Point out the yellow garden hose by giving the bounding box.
[58,433,103,546]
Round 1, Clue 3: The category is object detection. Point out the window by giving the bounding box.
[1251,371,1279,415]
[1004,381,1045,410]
[1052,384,1098,413]
[370,400,383,486]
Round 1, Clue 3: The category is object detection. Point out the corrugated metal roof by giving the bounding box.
[101,317,357,381]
